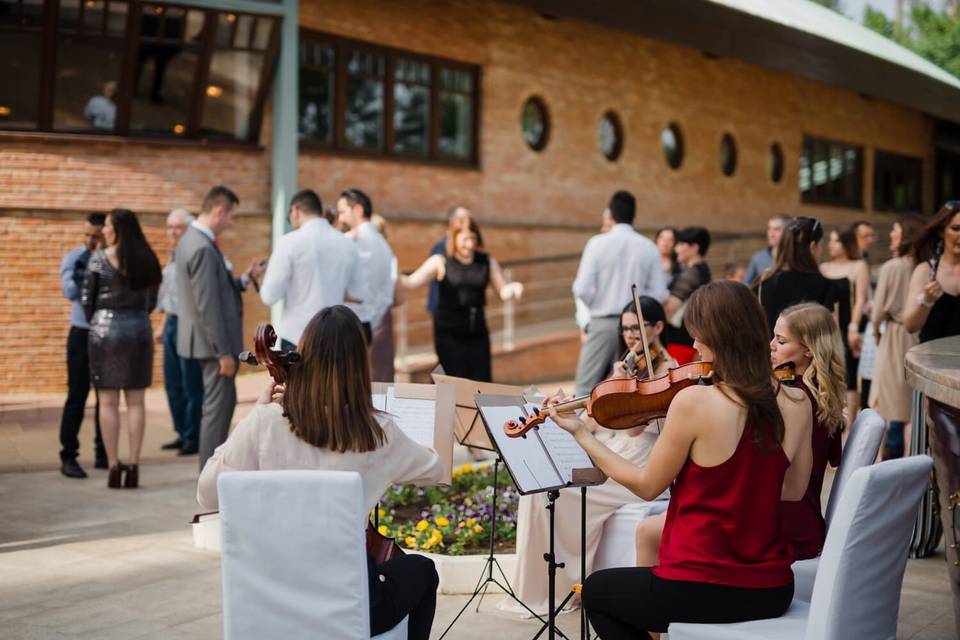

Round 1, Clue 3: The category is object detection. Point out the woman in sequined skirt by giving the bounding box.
[82,209,161,488]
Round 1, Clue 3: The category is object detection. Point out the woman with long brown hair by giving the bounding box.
[81,208,161,488]
[197,306,444,640]
[401,215,522,381]
[870,213,925,458]
[820,225,871,424]
[547,281,813,639]
[771,303,845,559]
[904,201,960,343]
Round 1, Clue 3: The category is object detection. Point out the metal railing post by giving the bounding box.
[397,302,409,360]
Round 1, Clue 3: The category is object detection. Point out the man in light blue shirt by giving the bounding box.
[58,213,107,478]
[742,213,790,286]
[572,191,668,396]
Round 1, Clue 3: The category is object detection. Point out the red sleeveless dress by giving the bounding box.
[780,380,842,560]
[654,419,794,588]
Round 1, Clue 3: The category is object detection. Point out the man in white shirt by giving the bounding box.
[571,190,668,395]
[336,188,395,344]
[260,189,367,349]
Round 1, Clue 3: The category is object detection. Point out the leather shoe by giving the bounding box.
[161,438,184,451]
[61,459,88,479]
[177,442,198,456]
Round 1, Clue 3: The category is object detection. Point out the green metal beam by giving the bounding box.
[268,0,298,326]
[165,0,286,16]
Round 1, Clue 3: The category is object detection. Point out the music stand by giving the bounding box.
[474,395,604,640]
[434,379,548,639]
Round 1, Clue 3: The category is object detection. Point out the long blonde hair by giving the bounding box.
[779,303,846,435]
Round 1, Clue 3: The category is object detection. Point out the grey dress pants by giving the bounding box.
[198,358,237,471]
[574,316,620,396]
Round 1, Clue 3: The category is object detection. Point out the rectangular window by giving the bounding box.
[299,30,480,167]
[799,136,863,209]
[874,150,922,212]
[0,0,280,144]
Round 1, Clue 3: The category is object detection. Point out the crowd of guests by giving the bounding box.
[55,182,960,638]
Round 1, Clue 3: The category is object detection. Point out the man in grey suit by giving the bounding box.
[175,186,260,470]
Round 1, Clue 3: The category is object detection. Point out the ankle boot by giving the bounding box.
[123,464,139,489]
[108,463,125,489]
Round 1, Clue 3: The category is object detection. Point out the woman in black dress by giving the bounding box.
[401,216,522,382]
[755,215,850,338]
[904,201,960,342]
[82,209,161,488]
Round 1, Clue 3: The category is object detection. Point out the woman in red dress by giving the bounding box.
[547,280,813,639]
[771,302,845,559]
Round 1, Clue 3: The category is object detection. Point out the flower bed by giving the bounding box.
[374,462,520,555]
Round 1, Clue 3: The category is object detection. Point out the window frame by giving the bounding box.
[873,148,923,213]
[0,0,280,144]
[298,28,481,169]
[800,134,864,210]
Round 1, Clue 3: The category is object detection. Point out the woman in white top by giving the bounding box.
[505,297,676,616]
[198,305,444,640]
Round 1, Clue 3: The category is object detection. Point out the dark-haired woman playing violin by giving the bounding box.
[547,281,813,639]
[504,297,676,616]
[198,306,444,640]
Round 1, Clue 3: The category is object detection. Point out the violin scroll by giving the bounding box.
[504,407,548,438]
[239,323,301,384]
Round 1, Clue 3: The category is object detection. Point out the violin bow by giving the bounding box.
[631,284,654,381]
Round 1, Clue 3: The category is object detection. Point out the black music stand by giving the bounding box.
[471,395,604,640]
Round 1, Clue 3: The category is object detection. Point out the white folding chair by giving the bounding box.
[669,455,933,640]
[793,408,885,601]
[594,500,669,571]
[218,470,407,640]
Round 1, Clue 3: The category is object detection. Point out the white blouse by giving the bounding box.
[197,402,444,516]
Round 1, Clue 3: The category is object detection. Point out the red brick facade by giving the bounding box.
[0,0,935,392]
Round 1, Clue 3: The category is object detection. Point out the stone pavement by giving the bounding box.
[0,376,954,639]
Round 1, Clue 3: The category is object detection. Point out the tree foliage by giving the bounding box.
[863,2,960,78]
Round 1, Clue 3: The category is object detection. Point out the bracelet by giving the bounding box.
[847,323,859,332]
[916,293,935,309]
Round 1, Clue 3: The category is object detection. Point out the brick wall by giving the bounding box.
[0,0,932,392]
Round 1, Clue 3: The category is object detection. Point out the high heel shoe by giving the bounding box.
[108,463,126,489]
[123,464,139,489]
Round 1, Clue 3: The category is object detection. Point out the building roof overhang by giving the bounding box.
[504,0,960,125]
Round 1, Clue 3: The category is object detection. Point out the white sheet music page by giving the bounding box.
[525,404,595,484]
[385,387,436,449]
[371,393,387,412]
[478,403,563,493]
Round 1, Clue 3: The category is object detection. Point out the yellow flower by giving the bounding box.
[435,516,449,527]
[464,498,473,507]
[430,529,443,543]
[466,517,477,527]
[378,508,386,518]
[473,524,483,533]
[377,525,388,536]
[404,536,418,549]
[422,540,434,550]
[415,519,429,531]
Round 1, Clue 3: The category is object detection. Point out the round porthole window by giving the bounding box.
[720,132,737,177]
[598,111,623,161]
[661,123,684,170]
[769,142,784,183]
[521,96,549,151]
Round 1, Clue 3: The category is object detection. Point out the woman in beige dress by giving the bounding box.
[869,214,925,459]
[504,296,676,616]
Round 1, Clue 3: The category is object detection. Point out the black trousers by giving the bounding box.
[59,326,105,462]
[370,554,439,640]
[582,567,793,639]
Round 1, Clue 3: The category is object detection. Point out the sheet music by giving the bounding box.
[477,403,563,493]
[371,393,387,412]
[385,387,436,449]
[525,404,595,484]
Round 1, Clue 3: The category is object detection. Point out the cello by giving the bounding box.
[239,323,404,563]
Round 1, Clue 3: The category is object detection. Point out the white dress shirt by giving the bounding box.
[197,402,444,516]
[260,217,367,344]
[572,223,669,317]
[347,221,395,329]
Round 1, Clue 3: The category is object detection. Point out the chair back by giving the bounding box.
[806,455,933,640]
[824,409,884,528]
[219,470,371,640]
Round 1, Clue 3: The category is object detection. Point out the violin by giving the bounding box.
[240,323,404,563]
[773,361,797,383]
[622,341,664,379]
[504,360,714,437]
